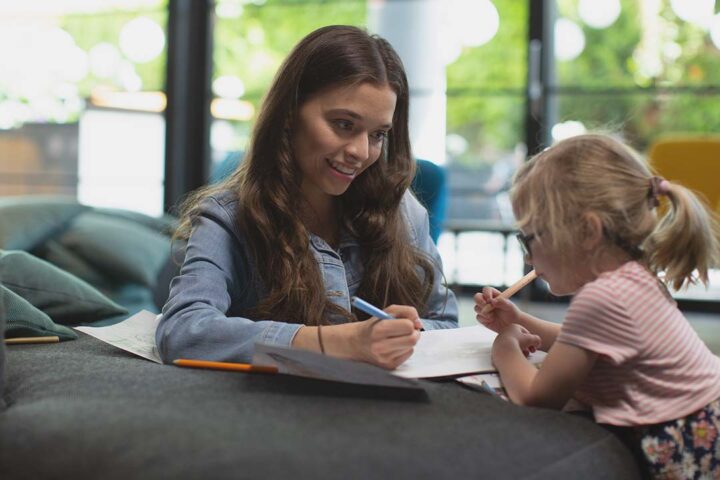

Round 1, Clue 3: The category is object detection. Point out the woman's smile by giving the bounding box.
[326,158,359,179]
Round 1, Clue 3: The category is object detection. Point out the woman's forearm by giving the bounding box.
[291,317,419,370]
[291,323,359,360]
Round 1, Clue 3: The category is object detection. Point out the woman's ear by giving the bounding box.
[580,212,604,250]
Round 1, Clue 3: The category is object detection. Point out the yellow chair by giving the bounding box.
[647,136,720,215]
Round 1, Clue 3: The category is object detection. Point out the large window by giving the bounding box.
[203,0,718,307]
[9,1,713,307]
[547,0,720,303]
[0,1,168,215]
[440,1,529,287]
[551,0,720,148]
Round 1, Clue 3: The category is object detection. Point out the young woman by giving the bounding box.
[475,134,720,477]
[158,25,457,370]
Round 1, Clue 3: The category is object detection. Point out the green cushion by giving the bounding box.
[0,196,88,250]
[0,250,127,325]
[36,240,113,290]
[95,208,178,235]
[0,285,5,407]
[2,285,78,341]
[59,212,170,288]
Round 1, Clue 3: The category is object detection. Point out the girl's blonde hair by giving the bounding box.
[511,134,720,290]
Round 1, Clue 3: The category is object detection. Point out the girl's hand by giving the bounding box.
[352,304,422,370]
[492,324,541,358]
[473,287,522,333]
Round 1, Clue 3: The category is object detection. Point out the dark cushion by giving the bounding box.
[0,285,5,409]
[0,250,127,325]
[0,334,641,479]
[0,196,87,251]
[35,240,112,290]
[58,212,170,288]
[94,208,178,236]
[1,285,77,341]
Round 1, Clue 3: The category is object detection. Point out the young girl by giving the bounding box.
[475,134,720,478]
[157,26,457,370]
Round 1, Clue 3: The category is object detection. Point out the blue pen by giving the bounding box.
[480,380,500,397]
[350,296,395,320]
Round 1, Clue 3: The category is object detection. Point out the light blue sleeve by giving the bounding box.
[156,197,303,364]
[401,193,459,330]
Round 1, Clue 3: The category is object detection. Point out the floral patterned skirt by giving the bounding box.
[634,398,720,479]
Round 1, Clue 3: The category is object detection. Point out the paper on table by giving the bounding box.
[392,325,546,378]
[74,310,162,364]
[252,343,423,391]
[72,312,544,383]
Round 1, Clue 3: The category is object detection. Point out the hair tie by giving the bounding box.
[648,176,670,208]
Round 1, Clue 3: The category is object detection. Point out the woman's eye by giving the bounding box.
[371,131,388,142]
[333,119,353,130]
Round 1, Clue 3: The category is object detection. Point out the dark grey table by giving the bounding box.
[0,334,641,479]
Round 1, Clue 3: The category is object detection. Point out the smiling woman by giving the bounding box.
[157,25,458,370]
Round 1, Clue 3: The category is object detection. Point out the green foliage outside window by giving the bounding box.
[49,0,720,162]
[62,5,168,96]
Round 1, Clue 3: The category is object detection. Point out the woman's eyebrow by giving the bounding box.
[327,108,392,129]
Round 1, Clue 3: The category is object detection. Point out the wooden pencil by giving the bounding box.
[5,336,60,345]
[173,358,279,374]
[480,270,538,315]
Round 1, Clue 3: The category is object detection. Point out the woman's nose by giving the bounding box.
[345,133,369,161]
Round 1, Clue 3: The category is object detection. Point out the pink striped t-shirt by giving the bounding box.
[556,261,720,426]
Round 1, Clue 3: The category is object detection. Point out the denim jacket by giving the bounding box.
[157,190,458,363]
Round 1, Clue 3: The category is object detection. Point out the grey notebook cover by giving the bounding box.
[253,343,424,391]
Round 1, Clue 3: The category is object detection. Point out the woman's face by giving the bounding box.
[292,81,397,207]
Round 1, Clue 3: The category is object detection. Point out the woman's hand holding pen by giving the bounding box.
[473,287,522,333]
[353,304,421,370]
[292,304,420,369]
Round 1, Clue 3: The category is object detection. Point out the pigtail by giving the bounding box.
[645,183,720,290]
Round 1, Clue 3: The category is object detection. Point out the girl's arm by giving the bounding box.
[515,311,561,352]
[492,325,597,408]
[475,289,560,351]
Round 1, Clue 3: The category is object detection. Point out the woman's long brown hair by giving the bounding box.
[174,25,434,325]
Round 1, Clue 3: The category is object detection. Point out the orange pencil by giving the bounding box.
[5,336,60,345]
[480,270,538,315]
[173,358,279,374]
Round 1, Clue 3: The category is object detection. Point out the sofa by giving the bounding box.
[0,196,642,478]
[0,196,174,329]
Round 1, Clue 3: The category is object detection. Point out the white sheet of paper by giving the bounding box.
[392,325,546,378]
[72,313,546,379]
[74,310,162,364]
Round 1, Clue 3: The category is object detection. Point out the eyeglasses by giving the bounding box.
[516,231,536,259]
